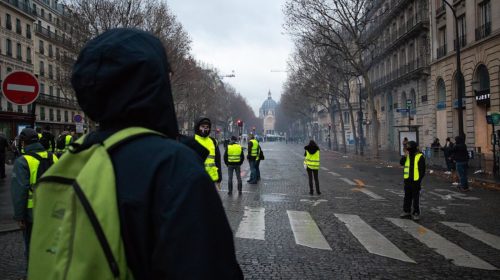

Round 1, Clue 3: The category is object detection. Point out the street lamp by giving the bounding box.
[357,78,364,156]
[442,0,465,139]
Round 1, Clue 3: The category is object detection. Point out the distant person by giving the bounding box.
[441,137,454,175]
[224,135,244,195]
[194,117,222,190]
[28,28,242,279]
[431,138,441,157]
[304,140,321,195]
[399,141,425,221]
[39,125,55,153]
[0,132,8,178]
[55,127,73,157]
[451,135,469,192]
[402,137,409,155]
[247,134,259,184]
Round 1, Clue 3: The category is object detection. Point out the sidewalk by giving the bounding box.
[0,164,19,233]
[321,145,500,190]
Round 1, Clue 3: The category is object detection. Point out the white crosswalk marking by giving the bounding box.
[328,171,341,176]
[236,207,265,240]
[354,188,385,200]
[335,214,414,263]
[441,222,500,251]
[388,218,497,270]
[287,210,332,250]
[320,167,329,171]
[340,178,357,185]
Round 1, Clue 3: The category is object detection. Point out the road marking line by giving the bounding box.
[352,188,385,200]
[388,218,497,270]
[236,207,265,240]
[441,222,500,251]
[340,178,357,185]
[287,210,332,250]
[328,171,341,176]
[320,167,329,171]
[335,214,415,263]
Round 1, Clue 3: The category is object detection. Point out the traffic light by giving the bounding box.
[237,119,243,127]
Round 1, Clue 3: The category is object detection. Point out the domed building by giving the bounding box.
[259,91,277,135]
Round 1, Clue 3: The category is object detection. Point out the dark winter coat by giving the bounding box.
[304,143,320,157]
[451,136,468,162]
[71,28,242,279]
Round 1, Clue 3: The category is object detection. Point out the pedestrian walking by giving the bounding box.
[28,28,242,279]
[10,128,57,272]
[224,135,244,195]
[0,132,8,178]
[399,141,426,221]
[194,117,223,190]
[304,140,321,195]
[247,134,259,184]
[441,137,455,174]
[451,135,470,191]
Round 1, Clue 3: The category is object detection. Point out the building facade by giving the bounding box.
[429,0,499,158]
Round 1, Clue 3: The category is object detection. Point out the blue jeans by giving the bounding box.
[255,160,261,180]
[249,160,257,182]
[456,161,468,188]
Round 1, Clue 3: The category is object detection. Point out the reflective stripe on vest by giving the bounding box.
[404,153,423,181]
[227,143,242,163]
[250,139,259,157]
[195,134,219,181]
[23,151,57,209]
[304,150,320,170]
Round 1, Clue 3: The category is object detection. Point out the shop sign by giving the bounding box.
[475,89,490,105]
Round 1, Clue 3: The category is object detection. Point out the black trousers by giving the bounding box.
[403,184,421,215]
[306,168,320,193]
[0,153,5,177]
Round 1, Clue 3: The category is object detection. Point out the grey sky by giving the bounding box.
[168,0,293,115]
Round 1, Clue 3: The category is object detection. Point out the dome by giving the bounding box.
[260,91,277,111]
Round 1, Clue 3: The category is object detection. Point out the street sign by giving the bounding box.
[75,123,84,133]
[73,114,83,123]
[396,108,409,113]
[406,99,412,109]
[1,71,40,105]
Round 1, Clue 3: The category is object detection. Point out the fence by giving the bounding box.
[422,146,490,173]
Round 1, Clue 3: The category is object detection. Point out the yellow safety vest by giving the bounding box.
[250,139,259,157]
[404,153,423,181]
[227,143,242,163]
[37,133,42,139]
[23,151,58,208]
[304,150,320,170]
[195,134,219,181]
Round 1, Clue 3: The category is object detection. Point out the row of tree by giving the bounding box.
[59,0,260,136]
[282,0,387,156]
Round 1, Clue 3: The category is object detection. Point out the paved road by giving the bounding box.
[1,142,500,279]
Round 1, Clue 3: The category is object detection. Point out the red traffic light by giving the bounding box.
[237,119,243,127]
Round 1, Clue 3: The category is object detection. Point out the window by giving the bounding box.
[40,83,45,94]
[57,109,61,121]
[55,47,60,60]
[476,0,491,40]
[437,27,447,58]
[17,105,23,113]
[6,39,12,56]
[39,40,44,55]
[26,24,31,39]
[40,107,46,120]
[7,102,13,112]
[56,88,60,98]
[49,13,52,22]
[41,9,45,18]
[16,43,22,60]
[343,111,350,124]
[26,47,32,64]
[6,14,12,30]
[49,64,53,79]
[457,15,466,48]
[64,111,69,122]
[48,45,53,57]
[49,85,53,96]
[39,61,45,76]
[49,109,54,121]
[16,19,21,34]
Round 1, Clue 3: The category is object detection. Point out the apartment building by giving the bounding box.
[430,0,499,157]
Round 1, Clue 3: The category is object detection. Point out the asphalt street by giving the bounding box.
[1,142,500,279]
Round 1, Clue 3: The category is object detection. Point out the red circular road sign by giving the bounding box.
[1,71,40,105]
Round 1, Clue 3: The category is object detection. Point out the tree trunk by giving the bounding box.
[329,106,339,151]
[335,99,347,153]
[362,73,379,157]
[346,101,358,155]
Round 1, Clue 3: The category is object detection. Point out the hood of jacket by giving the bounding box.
[194,117,211,136]
[304,144,319,154]
[71,28,178,138]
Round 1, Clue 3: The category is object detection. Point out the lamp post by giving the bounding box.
[357,78,364,156]
[442,0,465,139]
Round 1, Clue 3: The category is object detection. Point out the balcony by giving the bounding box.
[475,22,491,41]
[436,5,446,17]
[34,23,73,48]
[372,58,428,90]
[453,35,467,50]
[36,94,80,110]
[437,44,447,59]
[1,0,36,17]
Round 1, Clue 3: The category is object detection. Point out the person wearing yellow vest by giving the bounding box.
[55,128,74,157]
[11,128,58,270]
[194,117,222,188]
[247,134,260,184]
[224,135,244,195]
[304,140,321,195]
[399,141,426,221]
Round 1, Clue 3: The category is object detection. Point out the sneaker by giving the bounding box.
[452,182,459,186]
[412,214,420,221]
[444,171,451,175]
[317,191,322,195]
[460,187,470,192]
[399,212,411,218]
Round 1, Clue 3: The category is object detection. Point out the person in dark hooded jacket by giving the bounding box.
[304,140,321,195]
[451,135,469,191]
[70,28,242,279]
[399,141,426,221]
[194,117,223,189]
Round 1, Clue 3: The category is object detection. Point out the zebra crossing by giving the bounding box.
[233,207,499,270]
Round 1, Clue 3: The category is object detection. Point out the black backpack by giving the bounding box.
[25,152,55,180]
[56,134,67,150]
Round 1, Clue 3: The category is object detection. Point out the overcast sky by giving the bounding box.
[168,0,293,116]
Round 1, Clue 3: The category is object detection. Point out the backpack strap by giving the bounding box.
[103,127,166,152]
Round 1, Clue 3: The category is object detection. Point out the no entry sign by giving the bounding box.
[1,71,40,105]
